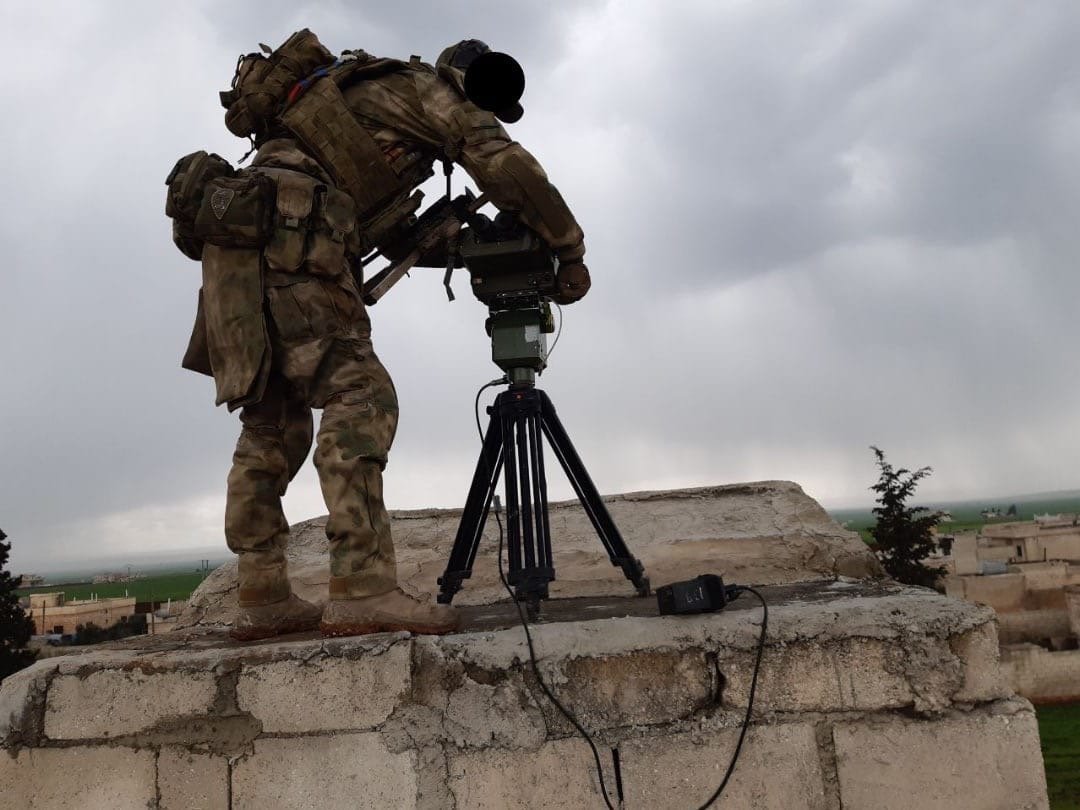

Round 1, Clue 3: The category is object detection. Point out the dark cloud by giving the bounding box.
[3,1,1080,570]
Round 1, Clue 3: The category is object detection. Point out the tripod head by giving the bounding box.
[484,297,555,387]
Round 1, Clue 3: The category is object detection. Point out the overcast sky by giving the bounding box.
[3,1,1080,571]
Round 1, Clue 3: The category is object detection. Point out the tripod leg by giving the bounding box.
[526,412,553,573]
[515,410,537,573]
[502,404,523,579]
[502,392,556,614]
[437,403,505,604]
[538,390,650,596]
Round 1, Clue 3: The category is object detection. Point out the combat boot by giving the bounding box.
[230,593,323,641]
[320,588,460,637]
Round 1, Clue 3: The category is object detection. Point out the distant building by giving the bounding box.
[24,592,136,636]
[92,571,137,584]
[1034,512,1073,525]
[16,574,44,588]
[979,517,1080,565]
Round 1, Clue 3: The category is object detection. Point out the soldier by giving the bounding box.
[166,32,589,640]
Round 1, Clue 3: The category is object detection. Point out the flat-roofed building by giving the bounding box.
[25,592,136,635]
[979,517,1080,564]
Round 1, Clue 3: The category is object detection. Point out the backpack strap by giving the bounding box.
[281,77,404,219]
[280,54,420,220]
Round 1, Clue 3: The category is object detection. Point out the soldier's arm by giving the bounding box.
[406,76,586,263]
[455,134,585,263]
[349,69,591,302]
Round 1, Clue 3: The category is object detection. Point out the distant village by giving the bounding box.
[15,567,195,649]
[930,512,1080,704]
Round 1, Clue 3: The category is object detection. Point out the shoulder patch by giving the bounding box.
[210,187,235,220]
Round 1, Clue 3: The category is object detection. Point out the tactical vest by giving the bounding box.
[220,30,432,226]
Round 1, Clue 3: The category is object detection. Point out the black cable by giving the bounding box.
[473,379,618,810]
[471,379,768,810]
[547,302,564,361]
[473,378,509,447]
[696,586,768,810]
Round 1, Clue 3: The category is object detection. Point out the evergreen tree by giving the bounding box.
[868,447,944,588]
[0,529,36,682]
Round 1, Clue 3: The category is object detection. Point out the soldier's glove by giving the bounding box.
[553,261,591,305]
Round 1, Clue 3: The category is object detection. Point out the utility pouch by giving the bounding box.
[265,171,321,273]
[194,172,276,248]
[165,150,235,259]
[166,151,235,222]
[306,186,358,278]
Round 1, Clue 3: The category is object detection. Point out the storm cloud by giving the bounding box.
[3,1,1080,571]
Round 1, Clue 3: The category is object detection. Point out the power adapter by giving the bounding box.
[656,574,740,615]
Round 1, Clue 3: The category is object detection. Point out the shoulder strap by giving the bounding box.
[281,78,400,218]
[333,52,417,88]
[280,54,422,219]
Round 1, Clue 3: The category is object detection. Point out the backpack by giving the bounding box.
[164,150,236,260]
[219,29,424,221]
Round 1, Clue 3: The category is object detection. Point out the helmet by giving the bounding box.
[437,40,524,124]
[437,39,492,73]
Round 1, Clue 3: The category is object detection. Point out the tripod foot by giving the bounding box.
[525,592,542,621]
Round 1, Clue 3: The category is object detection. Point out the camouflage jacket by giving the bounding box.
[185,55,584,408]
[341,62,585,261]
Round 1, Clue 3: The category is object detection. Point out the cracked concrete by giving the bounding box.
[0,484,1050,809]
[177,481,882,630]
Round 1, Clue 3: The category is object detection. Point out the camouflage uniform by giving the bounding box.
[182,43,585,609]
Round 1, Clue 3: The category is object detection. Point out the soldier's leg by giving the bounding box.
[225,378,316,598]
[311,334,459,635]
[313,366,400,599]
[225,377,292,606]
[226,378,322,640]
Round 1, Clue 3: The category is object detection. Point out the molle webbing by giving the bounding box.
[281,78,405,220]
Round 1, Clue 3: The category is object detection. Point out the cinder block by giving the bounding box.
[833,703,1049,810]
[444,675,547,749]
[232,733,417,810]
[551,650,714,728]
[0,745,155,808]
[45,668,217,739]
[951,622,1010,703]
[158,747,229,810]
[620,723,827,810]
[236,642,411,733]
[724,638,912,712]
[447,738,601,809]
[447,725,826,810]
[0,660,54,743]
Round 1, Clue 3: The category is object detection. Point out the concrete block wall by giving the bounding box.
[1001,644,1080,704]
[1067,585,1080,637]
[997,608,1073,644]
[1,581,1049,809]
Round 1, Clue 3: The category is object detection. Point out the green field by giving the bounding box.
[829,490,1080,544]
[1039,703,1080,809]
[18,571,210,603]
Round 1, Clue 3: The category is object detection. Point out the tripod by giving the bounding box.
[437,374,650,617]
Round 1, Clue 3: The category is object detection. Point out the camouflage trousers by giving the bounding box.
[225,327,400,606]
